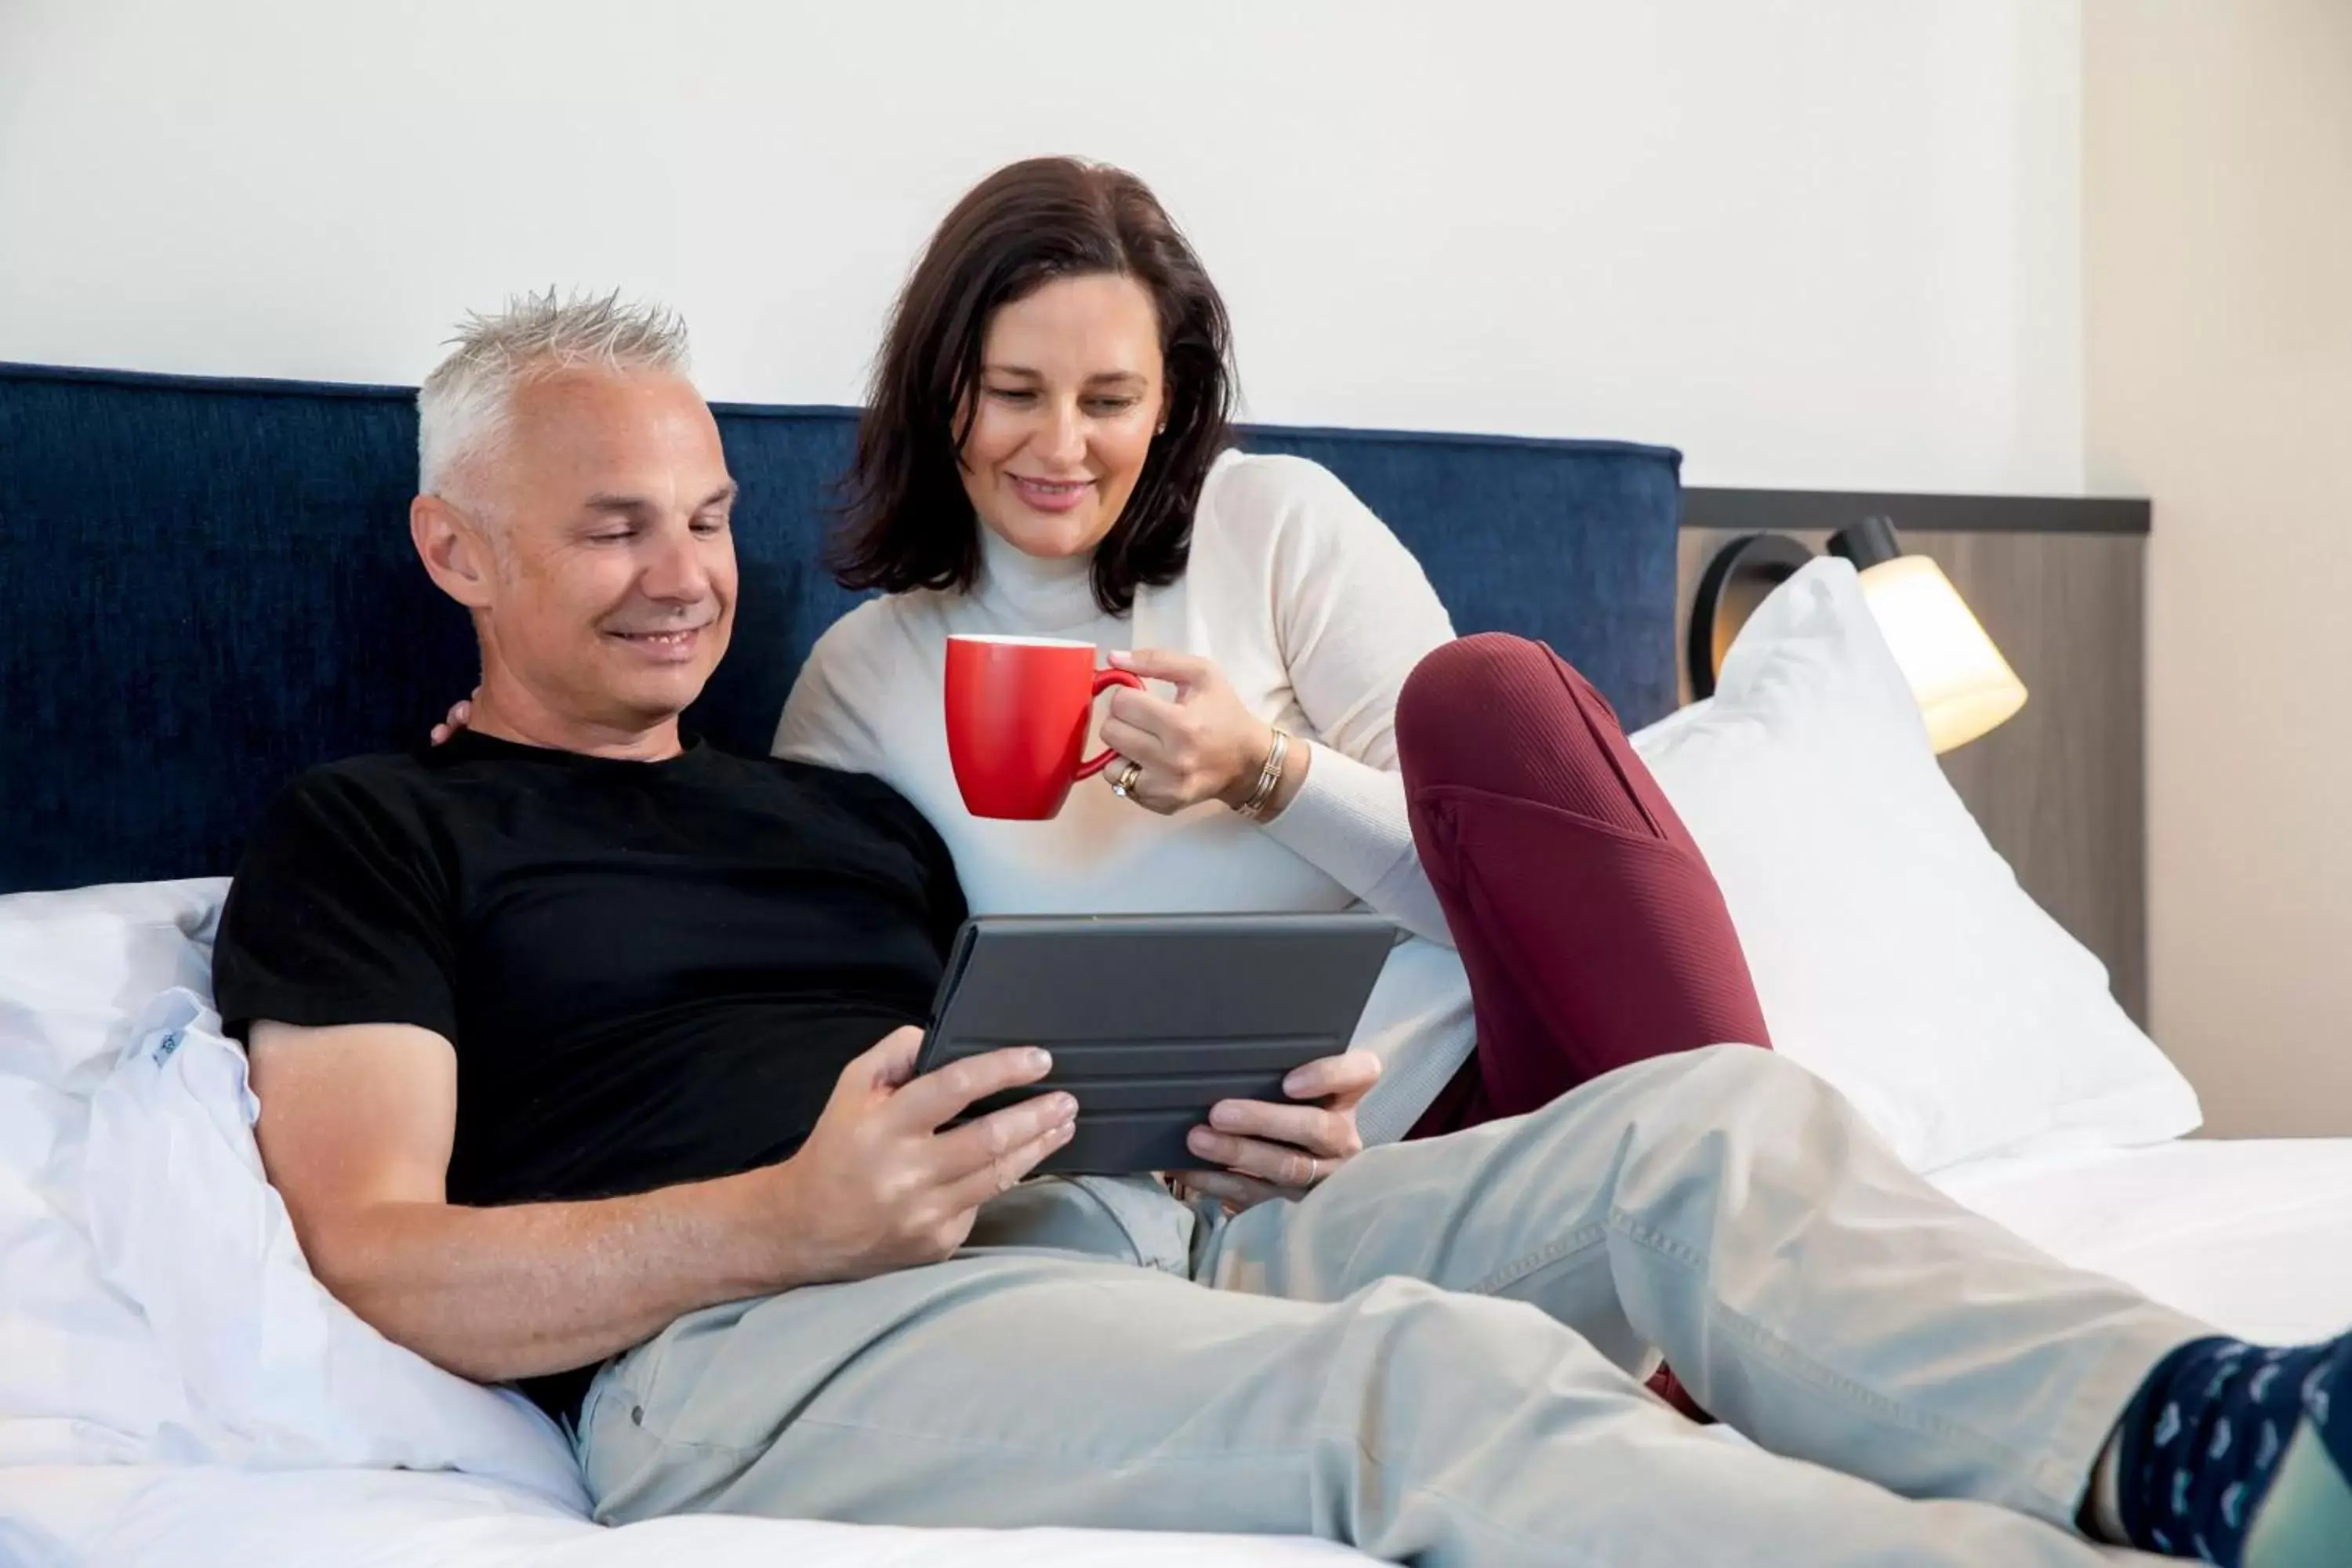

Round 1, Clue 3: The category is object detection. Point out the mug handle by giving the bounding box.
[1074,668,1147,779]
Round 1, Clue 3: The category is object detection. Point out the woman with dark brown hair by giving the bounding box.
[771,155,1772,1214]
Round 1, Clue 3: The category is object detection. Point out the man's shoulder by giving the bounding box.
[240,750,456,865]
[265,750,443,814]
[219,754,456,954]
[289,748,437,787]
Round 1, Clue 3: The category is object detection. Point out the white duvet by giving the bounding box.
[86,989,587,1503]
[2,981,581,1504]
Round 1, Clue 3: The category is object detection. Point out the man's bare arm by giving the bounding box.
[249,1020,1076,1384]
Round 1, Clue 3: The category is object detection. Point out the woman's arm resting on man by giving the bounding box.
[249,1020,1075,1383]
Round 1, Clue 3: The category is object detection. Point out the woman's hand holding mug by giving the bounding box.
[1098,648,1304,817]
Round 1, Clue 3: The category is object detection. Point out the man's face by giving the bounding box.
[459,368,737,732]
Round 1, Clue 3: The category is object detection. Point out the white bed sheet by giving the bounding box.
[0,1463,1374,1568]
[7,1135,2345,1568]
[1934,1136,2352,1344]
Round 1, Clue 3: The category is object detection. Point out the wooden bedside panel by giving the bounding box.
[1675,528,2147,1024]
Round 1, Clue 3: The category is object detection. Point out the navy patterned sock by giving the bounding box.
[2113,1330,2350,1564]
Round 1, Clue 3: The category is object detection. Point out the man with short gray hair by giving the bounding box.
[210,291,2348,1568]
[217,289,1017,1425]
[417,288,695,495]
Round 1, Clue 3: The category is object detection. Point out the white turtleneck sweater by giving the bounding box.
[773,450,1475,1143]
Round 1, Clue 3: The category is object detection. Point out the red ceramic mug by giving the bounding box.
[945,635,1145,819]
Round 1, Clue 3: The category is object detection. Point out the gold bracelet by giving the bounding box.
[1236,728,1290,819]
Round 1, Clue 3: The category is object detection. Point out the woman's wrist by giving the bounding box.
[1224,725,1312,821]
[1254,736,1311,821]
[1218,723,1279,811]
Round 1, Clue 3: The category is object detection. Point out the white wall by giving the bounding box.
[0,0,2082,493]
[2085,0,2352,1136]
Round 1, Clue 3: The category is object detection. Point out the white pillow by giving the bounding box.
[0,877,228,1090]
[1631,560,2201,1172]
[0,879,586,1508]
[78,988,586,1507]
[0,877,230,1466]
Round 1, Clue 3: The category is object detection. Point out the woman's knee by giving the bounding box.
[1396,634,1628,805]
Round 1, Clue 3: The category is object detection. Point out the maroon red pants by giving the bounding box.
[1394,633,1773,1138]
[1392,634,1770,1419]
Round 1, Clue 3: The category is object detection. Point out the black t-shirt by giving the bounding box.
[212,731,965,1412]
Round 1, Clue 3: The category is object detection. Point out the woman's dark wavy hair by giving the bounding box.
[831,157,1236,615]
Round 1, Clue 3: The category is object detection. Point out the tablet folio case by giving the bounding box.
[920,913,1398,1175]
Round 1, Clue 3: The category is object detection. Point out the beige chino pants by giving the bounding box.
[579,1046,2194,1565]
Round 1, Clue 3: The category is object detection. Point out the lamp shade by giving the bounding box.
[1853,555,2027,753]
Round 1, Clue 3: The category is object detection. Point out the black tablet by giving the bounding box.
[914,912,1398,1176]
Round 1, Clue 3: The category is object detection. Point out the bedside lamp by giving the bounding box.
[1688,516,2027,755]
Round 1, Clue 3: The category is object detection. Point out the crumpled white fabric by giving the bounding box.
[72,985,587,1511]
[0,1070,185,1468]
[2,877,236,1467]
[0,877,229,1092]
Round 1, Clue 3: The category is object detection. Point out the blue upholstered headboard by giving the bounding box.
[0,362,1681,894]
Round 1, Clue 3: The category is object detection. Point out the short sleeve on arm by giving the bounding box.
[211,769,460,1044]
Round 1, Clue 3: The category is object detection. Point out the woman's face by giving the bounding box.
[959,271,1167,563]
